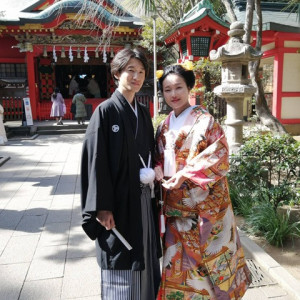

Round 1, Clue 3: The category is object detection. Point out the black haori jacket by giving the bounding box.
[81,90,161,270]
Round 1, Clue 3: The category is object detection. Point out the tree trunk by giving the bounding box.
[249,0,287,133]
[243,0,255,44]
[222,0,237,23]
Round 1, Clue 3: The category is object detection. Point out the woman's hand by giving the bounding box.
[163,171,187,190]
[96,210,115,230]
[154,165,164,181]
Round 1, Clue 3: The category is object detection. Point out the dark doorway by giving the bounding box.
[55,64,108,99]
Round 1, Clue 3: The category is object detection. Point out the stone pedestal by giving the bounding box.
[210,22,262,154]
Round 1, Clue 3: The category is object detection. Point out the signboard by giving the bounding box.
[23,97,33,126]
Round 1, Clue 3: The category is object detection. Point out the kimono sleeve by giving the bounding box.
[181,118,229,190]
[81,111,115,240]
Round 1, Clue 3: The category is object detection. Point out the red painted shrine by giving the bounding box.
[0,0,151,121]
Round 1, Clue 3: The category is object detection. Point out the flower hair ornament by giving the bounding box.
[156,60,194,80]
[156,70,164,80]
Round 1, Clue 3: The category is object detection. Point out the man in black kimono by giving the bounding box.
[80,48,161,299]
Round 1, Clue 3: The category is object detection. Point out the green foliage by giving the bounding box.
[139,17,176,66]
[152,113,168,134]
[229,133,300,211]
[246,201,300,247]
[193,58,222,89]
[229,185,253,218]
[193,59,224,121]
[229,132,300,247]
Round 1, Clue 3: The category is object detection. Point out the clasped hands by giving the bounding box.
[154,165,186,190]
[97,166,186,230]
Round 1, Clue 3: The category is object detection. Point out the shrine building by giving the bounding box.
[0,0,152,121]
[163,0,300,134]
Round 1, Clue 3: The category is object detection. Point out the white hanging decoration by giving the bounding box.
[84,46,89,63]
[69,46,73,62]
[103,50,107,63]
[139,153,155,198]
[53,46,57,62]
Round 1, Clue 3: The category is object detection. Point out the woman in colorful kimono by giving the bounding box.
[154,64,252,300]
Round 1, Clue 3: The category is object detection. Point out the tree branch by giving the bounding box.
[221,0,237,23]
[243,0,255,44]
[249,0,287,133]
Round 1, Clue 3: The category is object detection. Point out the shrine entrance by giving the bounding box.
[54,64,108,100]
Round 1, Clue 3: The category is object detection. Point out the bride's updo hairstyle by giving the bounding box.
[158,64,195,92]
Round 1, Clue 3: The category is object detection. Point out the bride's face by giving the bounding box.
[162,74,190,117]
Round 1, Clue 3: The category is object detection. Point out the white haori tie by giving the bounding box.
[139,152,155,198]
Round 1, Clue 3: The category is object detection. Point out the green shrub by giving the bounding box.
[228,132,300,247]
[229,185,253,218]
[246,201,300,247]
[229,133,300,211]
[152,113,168,135]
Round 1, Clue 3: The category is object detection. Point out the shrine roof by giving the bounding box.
[0,0,142,28]
[232,0,300,32]
[165,0,230,38]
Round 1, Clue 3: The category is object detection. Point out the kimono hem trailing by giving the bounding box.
[155,106,252,300]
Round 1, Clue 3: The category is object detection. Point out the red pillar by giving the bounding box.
[26,51,37,120]
[272,38,284,121]
[186,35,192,59]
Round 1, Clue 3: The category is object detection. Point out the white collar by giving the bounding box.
[169,106,194,131]
[117,88,138,116]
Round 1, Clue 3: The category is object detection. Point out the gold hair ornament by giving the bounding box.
[155,61,194,80]
[180,60,194,71]
[156,70,164,80]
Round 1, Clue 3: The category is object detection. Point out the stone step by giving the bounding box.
[37,128,86,135]
[6,124,87,138]
[36,124,87,131]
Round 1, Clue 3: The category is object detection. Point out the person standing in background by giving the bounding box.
[72,88,87,125]
[87,76,101,98]
[69,75,79,97]
[0,103,7,144]
[50,87,65,125]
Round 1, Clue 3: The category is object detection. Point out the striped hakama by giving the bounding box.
[100,185,161,300]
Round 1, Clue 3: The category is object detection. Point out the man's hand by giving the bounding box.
[96,210,115,230]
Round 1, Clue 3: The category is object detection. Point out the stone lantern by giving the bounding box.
[209,21,262,154]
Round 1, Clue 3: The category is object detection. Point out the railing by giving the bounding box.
[0,94,155,121]
[212,96,227,123]
[136,94,154,117]
[1,97,23,121]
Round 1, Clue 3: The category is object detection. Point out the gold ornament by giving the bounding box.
[180,60,194,71]
[156,70,164,80]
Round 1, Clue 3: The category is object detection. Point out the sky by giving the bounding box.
[1,0,37,12]
[0,0,141,15]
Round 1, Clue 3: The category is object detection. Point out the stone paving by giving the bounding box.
[0,127,299,299]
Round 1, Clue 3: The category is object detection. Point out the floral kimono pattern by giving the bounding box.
[155,106,251,300]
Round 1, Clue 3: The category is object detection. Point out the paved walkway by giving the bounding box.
[0,126,300,299]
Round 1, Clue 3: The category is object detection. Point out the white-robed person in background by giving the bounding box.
[0,104,7,145]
